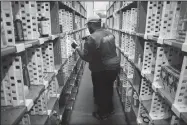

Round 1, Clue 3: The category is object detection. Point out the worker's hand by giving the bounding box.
[82,35,90,40]
[71,41,78,49]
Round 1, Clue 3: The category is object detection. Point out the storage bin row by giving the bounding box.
[61,1,86,17]
[109,21,186,125]
[122,8,137,33]
[107,1,187,51]
[116,39,187,124]
[1,1,51,48]
[106,1,135,19]
[107,1,187,124]
[59,9,73,32]
[117,60,186,125]
[1,53,85,125]
[61,61,86,124]
[1,22,86,125]
[1,42,79,104]
[60,1,87,18]
[1,1,87,49]
[1,1,87,125]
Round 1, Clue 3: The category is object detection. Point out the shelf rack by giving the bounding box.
[1,1,87,125]
[107,1,187,125]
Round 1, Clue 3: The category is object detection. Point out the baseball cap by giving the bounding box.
[85,15,101,24]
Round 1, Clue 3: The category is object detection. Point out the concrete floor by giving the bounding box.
[68,64,128,125]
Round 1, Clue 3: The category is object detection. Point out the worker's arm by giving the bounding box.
[75,43,90,62]
[73,37,94,62]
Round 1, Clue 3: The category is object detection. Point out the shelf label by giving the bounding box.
[43,80,49,89]
[25,43,32,48]
[158,89,165,99]
[16,43,25,53]
[51,35,56,40]
[157,38,164,44]
[54,70,58,75]
[48,110,52,116]
[144,34,148,40]
[164,40,172,45]
[39,38,45,44]
[182,43,187,52]
[25,99,34,111]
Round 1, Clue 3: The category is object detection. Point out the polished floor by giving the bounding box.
[68,64,128,125]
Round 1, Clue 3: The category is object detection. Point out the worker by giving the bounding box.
[71,15,120,120]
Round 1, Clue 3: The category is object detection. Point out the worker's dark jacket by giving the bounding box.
[81,28,120,72]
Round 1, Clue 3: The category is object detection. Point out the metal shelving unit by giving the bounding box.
[1,1,87,125]
[107,1,187,125]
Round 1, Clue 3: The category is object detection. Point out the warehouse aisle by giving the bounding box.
[68,63,128,125]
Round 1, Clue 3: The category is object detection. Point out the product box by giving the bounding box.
[160,66,179,99]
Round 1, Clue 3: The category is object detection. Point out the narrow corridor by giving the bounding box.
[68,64,128,125]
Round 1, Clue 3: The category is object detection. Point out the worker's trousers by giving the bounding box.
[91,69,118,115]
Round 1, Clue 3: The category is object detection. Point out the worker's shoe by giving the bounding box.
[106,110,115,117]
[92,110,115,120]
[93,98,99,105]
[92,111,109,120]
[94,98,97,104]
